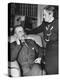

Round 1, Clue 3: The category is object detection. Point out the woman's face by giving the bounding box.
[43,9,53,22]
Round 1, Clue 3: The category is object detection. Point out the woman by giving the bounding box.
[25,5,58,74]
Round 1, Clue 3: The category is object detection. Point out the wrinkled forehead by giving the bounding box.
[15,26,24,33]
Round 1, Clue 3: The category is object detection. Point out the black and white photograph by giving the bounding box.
[8,3,58,77]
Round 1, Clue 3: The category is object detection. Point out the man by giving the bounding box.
[25,5,58,74]
[8,25,46,76]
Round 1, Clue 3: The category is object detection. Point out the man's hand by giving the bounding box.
[8,35,17,43]
[8,34,20,45]
[34,57,41,64]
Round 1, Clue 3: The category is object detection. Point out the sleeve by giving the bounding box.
[50,20,58,41]
[25,22,44,34]
[38,47,44,58]
[33,41,43,58]
[8,42,21,61]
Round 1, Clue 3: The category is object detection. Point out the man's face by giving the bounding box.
[43,9,53,22]
[15,26,24,39]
